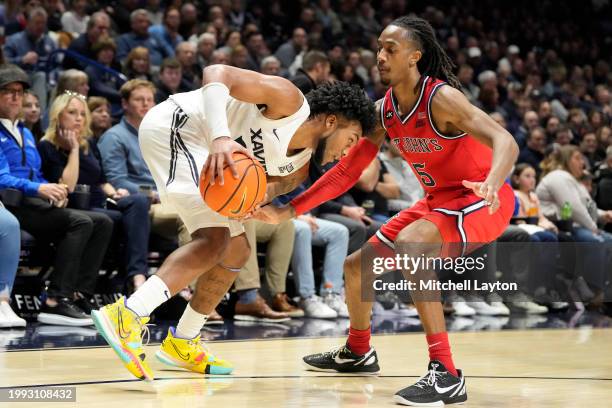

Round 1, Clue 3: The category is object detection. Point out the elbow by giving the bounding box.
[506,133,520,162]
[203,64,228,85]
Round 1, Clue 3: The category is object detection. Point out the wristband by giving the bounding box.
[202,82,231,140]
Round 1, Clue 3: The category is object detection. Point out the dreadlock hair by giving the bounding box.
[390,15,461,90]
[305,81,376,136]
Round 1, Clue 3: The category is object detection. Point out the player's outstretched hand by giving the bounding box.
[462,180,500,214]
[203,136,254,185]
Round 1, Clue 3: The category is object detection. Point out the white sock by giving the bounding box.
[175,303,208,339]
[126,275,171,317]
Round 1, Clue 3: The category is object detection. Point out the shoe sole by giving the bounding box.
[155,350,233,375]
[234,314,291,323]
[37,313,93,326]
[302,361,380,375]
[204,320,225,325]
[393,394,467,406]
[91,310,153,382]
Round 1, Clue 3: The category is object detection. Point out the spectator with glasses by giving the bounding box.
[0,64,111,326]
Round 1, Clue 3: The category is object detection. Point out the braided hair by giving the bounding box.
[390,16,461,90]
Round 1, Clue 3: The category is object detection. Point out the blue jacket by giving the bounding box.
[3,31,57,72]
[0,121,47,196]
[97,117,155,194]
[148,25,183,59]
[116,32,168,66]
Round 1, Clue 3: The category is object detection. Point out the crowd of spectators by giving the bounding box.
[0,0,611,328]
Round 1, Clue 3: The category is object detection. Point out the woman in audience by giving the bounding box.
[123,47,153,81]
[87,97,112,141]
[22,91,43,141]
[38,92,151,293]
[512,163,559,241]
[55,69,90,99]
[538,146,612,242]
[0,202,26,328]
[512,163,567,310]
[537,145,612,307]
[85,38,122,115]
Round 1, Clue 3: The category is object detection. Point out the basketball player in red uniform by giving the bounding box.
[255,16,518,406]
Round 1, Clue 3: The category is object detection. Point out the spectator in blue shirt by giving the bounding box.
[116,9,169,67]
[148,7,183,59]
[3,7,57,109]
[97,79,179,241]
[0,64,111,326]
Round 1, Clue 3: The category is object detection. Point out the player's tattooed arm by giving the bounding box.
[265,162,310,203]
[431,85,519,213]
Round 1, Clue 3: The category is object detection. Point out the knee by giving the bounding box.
[72,212,94,236]
[337,224,350,243]
[344,252,361,278]
[294,221,311,240]
[192,227,231,262]
[131,194,151,213]
[1,211,20,237]
[232,238,251,268]
[395,221,442,256]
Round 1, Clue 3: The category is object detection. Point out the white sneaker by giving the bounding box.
[451,297,476,316]
[323,293,349,318]
[0,301,26,328]
[489,302,511,316]
[514,301,549,314]
[510,293,548,314]
[300,296,338,319]
[465,295,505,316]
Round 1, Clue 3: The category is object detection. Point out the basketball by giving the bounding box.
[199,152,267,218]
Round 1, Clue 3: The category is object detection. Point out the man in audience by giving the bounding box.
[196,33,217,68]
[260,56,282,76]
[98,79,180,241]
[117,9,168,66]
[3,7,57,109]
[148,7,183,59]
[63,11,112,70]
[290,51,330,95]
[175,42,200,90]
[154,58,188,103]
[234,220,301,322]
[517,127,547,176]
[274,27,307,69]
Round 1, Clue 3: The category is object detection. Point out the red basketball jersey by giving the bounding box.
[381,76,492,196]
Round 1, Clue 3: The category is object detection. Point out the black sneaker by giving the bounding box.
[37,298,94,326]
[74,296,95,315]
[394,360,467,406]
[303,345,380,374]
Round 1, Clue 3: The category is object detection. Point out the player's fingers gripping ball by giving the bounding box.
[200,152,267,218]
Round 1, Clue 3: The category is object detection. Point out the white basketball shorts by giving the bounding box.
[139,99,244,237]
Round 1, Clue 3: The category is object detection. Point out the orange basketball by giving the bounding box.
[199,152,267,218]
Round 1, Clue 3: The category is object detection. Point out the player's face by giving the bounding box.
[377,25,422,86]
[320,116,362,164]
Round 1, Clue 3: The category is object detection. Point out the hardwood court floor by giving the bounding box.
[1,328,611,407]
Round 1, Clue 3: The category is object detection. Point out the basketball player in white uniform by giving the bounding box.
[91,64,377,381]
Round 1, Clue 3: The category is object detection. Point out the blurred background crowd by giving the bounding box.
[0,0,611,330]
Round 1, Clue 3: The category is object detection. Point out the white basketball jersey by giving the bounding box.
[169,88,312,177]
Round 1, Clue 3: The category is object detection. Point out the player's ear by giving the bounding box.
[409,50,422,67]
[325,114,338,130]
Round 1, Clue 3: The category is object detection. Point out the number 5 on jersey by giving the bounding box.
[411,163,436,187]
